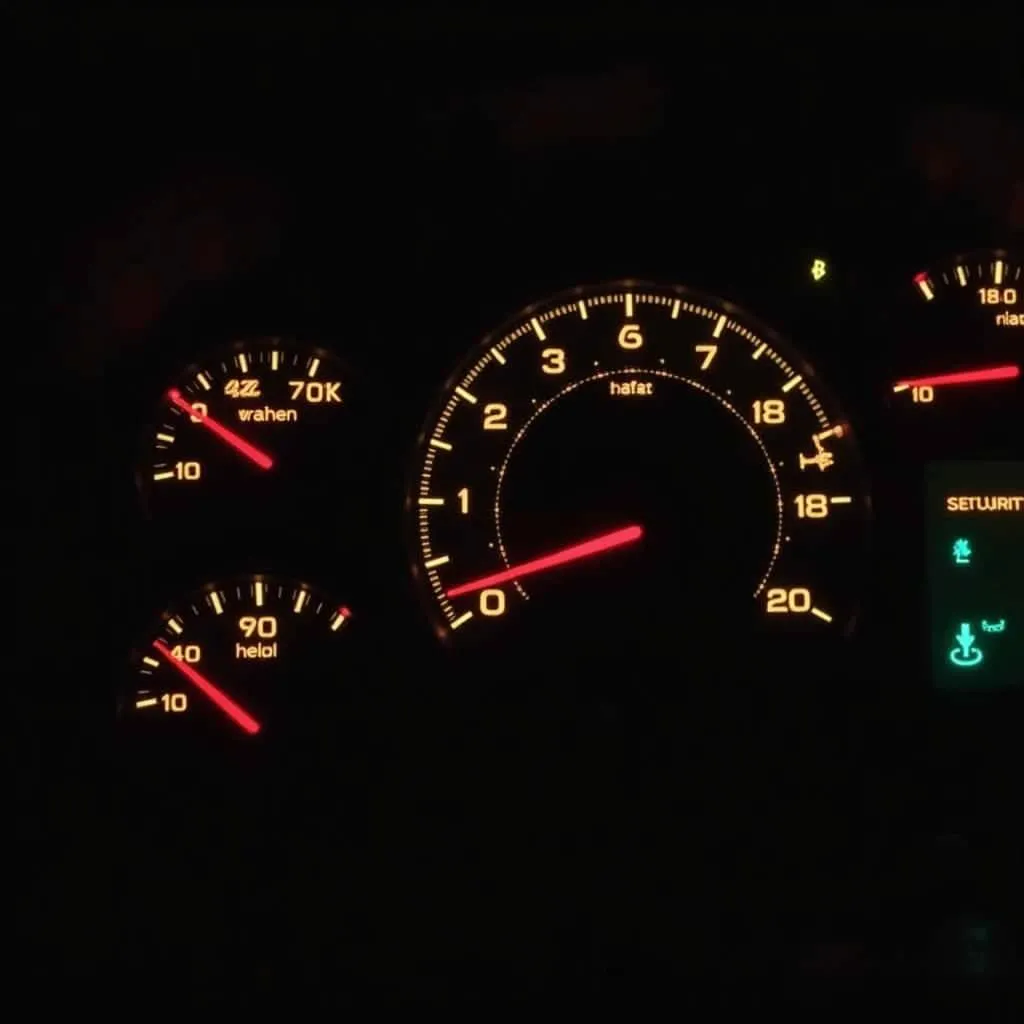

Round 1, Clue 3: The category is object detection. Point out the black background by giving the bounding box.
[15,10,1024,1003]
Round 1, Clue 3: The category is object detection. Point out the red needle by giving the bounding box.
[168,389,274,470]
[153,639,262,735]
[893,364,1020,391]
[446,524,643,598]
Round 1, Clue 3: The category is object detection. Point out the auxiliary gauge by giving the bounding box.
[119,575,354,739]
[137,337,351,524]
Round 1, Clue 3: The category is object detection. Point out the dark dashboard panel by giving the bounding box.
[20,15,1023,995]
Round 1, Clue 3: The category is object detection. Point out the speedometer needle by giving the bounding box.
[168,389,274,470]
[445,524,643,598]
[153,639,262,735]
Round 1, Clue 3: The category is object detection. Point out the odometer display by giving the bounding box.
[409,282,870,663]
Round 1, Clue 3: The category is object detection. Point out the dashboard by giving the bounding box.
[22,16,1023,997]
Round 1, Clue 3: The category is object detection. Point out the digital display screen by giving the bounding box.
[927,462,1024,690]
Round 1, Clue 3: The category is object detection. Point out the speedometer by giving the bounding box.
[408,282,870,666]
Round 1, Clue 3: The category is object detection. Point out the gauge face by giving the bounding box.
[891,249,1022,457]
[137,338,348,521]
[408,282,870,666]
[120,575,353,738]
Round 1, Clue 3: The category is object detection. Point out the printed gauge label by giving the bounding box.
[408,282,870,655]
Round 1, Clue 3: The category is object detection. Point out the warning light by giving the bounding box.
[810,258,828,282]
[952,538,972,565]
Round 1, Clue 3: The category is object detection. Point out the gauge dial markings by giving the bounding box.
[123,576,354,737]
[139,339,348,519]
[410,283,869,644]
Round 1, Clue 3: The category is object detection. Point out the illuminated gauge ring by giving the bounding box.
[408,281,870,645]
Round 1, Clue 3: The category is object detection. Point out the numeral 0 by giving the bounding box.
[479,589,506,616]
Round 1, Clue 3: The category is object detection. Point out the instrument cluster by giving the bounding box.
[105,251,1022,744]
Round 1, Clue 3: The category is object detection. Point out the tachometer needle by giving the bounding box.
[446,524,643,598]
[892,364,1020,392]
[153,639,262,734]
[168,388,274,470]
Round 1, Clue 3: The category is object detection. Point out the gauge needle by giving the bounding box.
[892,364,1020,392]
[167,388,274,470]
[446,524,643,598]
[153,639,262,734]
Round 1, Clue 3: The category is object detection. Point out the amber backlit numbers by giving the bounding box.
[978,288,1018,305]
[188,402,208,423]
[618,325,643,349]
[912,386,934,404]
[765,587,812,613]
[458,487,470,514]
[541,349,566,374]
[224,378,261,398]
[483,404,508,430]
[171,643,201,662]
[480,589,506,616]
[794,494,829,519]
[239,615,278,639]
[752,399,786,425]
[161,693,188,712]
[174,461,202,481]
[695,345,717,369]
[289,381,341,402]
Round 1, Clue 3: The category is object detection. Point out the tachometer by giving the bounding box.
[408,282,870,666]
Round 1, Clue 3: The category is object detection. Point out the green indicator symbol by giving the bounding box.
[949,622,983,668]
[980,619,1006,633]
[952,538,972,565]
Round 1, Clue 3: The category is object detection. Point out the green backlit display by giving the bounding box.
[927,462,1024,690]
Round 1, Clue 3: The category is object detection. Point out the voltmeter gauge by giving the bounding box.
[119,575,354,739]
[137,338,350,522]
